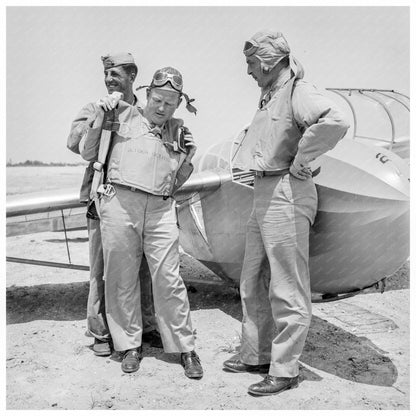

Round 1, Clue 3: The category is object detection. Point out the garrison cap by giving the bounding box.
[101,52,135,69]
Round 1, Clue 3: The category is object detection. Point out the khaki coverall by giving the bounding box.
[67,101,157,341]
[82,104,195,352]
[238,69,349,378]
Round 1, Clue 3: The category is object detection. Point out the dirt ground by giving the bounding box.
[5,230,411,411]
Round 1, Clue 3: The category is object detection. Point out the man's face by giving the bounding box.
[144,88,181,126]
[246,55,273,89]
[104,66,133,96]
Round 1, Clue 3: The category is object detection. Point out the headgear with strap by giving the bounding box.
[137,66,197,115]
[243,30,304,79]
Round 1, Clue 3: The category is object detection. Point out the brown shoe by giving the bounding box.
[121,347,142,373]
[142,330,163,349]
[92,338,111,357]
[181,351,203,379]
[223,355,270,373]
[248,375,299,396]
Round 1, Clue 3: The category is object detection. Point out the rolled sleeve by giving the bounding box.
[67,103,100,155]
[79,109,105,161]
[292,82,350,165]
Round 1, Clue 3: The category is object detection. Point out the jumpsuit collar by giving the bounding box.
[259,67,292,109]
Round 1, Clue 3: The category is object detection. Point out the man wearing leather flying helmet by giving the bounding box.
[86,66,203,379]
[223,31,349,396]
[67,52,162,358]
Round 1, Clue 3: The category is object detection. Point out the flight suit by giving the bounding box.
[84,102,195,352]
[237,69,349,377]
[67,100,157,341]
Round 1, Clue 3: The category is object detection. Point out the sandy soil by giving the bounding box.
[5,230,410,411]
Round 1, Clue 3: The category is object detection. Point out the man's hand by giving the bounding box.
[183,130,197,162]
[289,159,312,180]
[96,92,123,112]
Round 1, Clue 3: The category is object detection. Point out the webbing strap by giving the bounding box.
[90,109,116,202]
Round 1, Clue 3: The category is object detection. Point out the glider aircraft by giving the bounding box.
[6,88,410,302]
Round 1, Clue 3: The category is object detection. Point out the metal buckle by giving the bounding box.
[93,162,104,172]
[101,184,116,197]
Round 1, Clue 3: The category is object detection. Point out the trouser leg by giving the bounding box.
[144,197,194,353]
[86,217,110,341]
[100,190,144,352]
[140,256,157,333]
[259,175,317,378]
[239,210,274,365]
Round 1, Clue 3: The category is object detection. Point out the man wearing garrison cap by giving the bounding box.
[67,52,162,358]
[224,31,350,396]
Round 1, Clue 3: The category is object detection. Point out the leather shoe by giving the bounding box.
[92,338,111,357]
[142,330,163,349]
[181,351,203,379]
[248,375,299,396]
[121,347,142,373]
[223,356,270,373]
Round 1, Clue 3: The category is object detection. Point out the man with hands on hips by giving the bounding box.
[224,30,349,396]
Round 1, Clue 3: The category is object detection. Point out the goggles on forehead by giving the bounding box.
[243,40,260,57]
[152,71,183,92]
[136,79,197,115]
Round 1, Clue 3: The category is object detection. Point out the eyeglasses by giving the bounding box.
[243,40,260,57]
[152,71,183,92]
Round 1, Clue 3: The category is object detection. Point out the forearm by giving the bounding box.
[67,103,99,155]
[294,110,350,165]
[79,109,105,161]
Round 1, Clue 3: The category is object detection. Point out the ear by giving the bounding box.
[130,72,137,83]
[146,88,151,100]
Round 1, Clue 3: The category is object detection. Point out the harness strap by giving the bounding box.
[90,109,117,204]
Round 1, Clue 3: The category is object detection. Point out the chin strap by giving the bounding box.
[289,55,304,79]
[182,92,197,115]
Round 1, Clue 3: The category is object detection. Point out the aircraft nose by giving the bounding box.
[312,139,410,202]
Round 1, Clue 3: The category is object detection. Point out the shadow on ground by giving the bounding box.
[7,272,399,388]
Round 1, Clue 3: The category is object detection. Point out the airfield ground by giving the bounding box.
[5,229,411,411]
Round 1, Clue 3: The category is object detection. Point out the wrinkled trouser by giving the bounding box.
[240,174,317,378]
[99,186,195,352]
[86,217,157,341]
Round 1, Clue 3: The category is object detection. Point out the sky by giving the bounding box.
[5,4,411,164]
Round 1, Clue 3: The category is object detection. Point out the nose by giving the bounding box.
[247,66,252,76]
[105,74,113,84]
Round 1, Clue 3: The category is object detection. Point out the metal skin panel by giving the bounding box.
[198,181,253,283]
[178,137,409,296]
[6,188,82,217]
[310,139,409,201]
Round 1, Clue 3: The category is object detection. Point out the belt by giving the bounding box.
[252,169,289,177]
[112,182,170,200]
[113,182,144,193]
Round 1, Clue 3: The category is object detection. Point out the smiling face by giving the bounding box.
[104,66,134,96]
[144,88,181,126]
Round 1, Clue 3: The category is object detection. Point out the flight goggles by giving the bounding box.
[243,40,260,57]
[151,70,183,92]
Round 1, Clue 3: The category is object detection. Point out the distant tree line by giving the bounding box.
[6,159,87,167]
